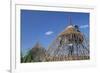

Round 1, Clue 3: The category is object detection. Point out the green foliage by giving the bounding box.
[22,50,33,63]
[21,47,46,63]
[21,52,24,63]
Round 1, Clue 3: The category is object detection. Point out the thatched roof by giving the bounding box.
[60,25,79,35]
[32,42,46,53]
[59,25,84,44]
[31,42,46,62]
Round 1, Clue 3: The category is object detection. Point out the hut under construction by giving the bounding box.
[46,18,89,61]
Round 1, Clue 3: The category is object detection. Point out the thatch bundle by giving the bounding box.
[31,43,46,62]
[59,25,84,44]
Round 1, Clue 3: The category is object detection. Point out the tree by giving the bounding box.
[23,50,33,62]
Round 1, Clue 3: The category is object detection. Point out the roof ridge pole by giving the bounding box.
[68,16,72,25]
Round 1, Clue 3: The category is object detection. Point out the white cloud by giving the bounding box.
[79,25,89,29]
[45,31,54,36]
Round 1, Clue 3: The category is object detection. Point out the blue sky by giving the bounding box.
[21,10,89,54]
